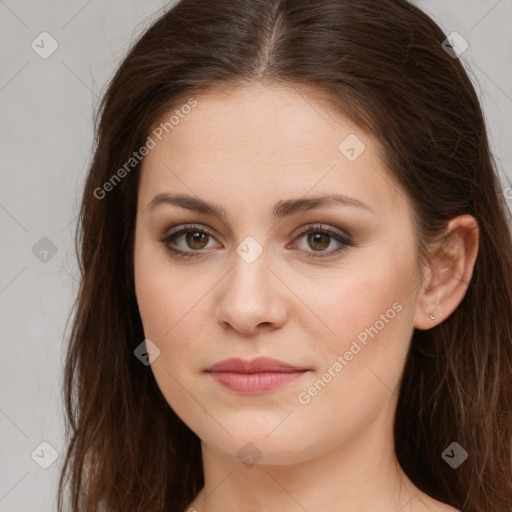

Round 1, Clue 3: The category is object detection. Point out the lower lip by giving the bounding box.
[207,371,308,393]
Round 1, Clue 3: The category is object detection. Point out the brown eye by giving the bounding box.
[185,231,210,250]
[161,223,353,260]
[306,231,331,251]
[160,224,221,258]
[290,224,353,259]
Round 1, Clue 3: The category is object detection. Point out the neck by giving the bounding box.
[187,399,436,512]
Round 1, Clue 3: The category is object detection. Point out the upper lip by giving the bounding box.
[206,357,308,373]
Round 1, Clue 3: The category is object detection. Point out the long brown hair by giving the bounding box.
[58,0,512,510]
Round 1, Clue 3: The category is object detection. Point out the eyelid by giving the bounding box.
[160,223,222,250]
[286,223,353,259]
[162,222,351,242]
[291,222,352,241]
[164,223,219,241]
[160,222,353,259]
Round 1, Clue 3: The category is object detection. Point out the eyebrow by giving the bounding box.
[145,192,375,219]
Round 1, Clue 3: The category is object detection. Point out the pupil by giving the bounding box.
[187,231,207,249]
[309,232,329,251]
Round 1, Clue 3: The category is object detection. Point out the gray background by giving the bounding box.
[0,1,511,510]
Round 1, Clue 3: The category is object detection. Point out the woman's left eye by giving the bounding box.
[289,225,353,258]
[160,223,353,259]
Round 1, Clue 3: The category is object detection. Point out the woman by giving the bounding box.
[58,0,512,511]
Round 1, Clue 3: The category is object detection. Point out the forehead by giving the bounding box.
[148,83,372,157]
[139,83,408,217]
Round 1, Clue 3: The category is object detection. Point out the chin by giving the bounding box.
[202,434,319,467]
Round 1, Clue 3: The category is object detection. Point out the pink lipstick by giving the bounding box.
[205,357,309,394]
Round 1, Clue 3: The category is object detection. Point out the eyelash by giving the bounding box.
[160,223,353,260]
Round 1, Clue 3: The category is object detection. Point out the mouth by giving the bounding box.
[204,357,310,394]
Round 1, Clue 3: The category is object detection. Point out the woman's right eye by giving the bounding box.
[160,225,221,258]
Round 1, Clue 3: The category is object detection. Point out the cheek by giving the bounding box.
[134,252,207,426]
[289,266,416,457]
[134,242,219,400]
[135,273,202,377]
[134,235,201,340]
[300,246,418,385]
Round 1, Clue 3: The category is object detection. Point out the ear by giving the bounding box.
[414,214,479,330]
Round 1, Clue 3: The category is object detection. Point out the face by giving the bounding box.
[133,83,424,465]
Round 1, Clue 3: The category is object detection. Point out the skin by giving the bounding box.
[133,83,478,512]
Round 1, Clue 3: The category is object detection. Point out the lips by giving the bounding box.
[205,357,310,393]
[206,356,308,373]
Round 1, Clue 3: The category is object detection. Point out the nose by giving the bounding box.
[216,248,288,335]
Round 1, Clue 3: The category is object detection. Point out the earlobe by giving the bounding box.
[414,215,479,331]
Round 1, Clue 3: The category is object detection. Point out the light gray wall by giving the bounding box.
[0,1,510,510]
